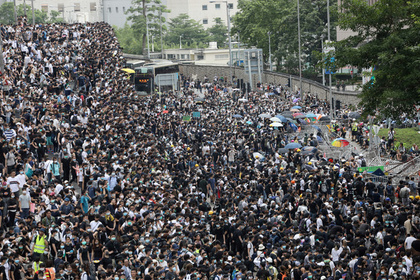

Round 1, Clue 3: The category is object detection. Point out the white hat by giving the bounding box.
[267,257,273,263]
[258,244,265,251]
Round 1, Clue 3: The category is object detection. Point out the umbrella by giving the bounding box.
[286,118,297,124]
[162,110,169,114]
[238,98,248,102]
[269,123,283,127]
[275,115,287,122]
[278,148,288,154]
[282,111,293,118]
[246,121,253,125]
[312,125,321,132]
[259,113,272,119]
[310,104,319,108]
[268,92,275,96]
[121,68,135,74]
[194,97,205,102]
[233,114,243,118]
[349,112,361,119]
[284,143,302,149]
[305,113,317,118]
[292,106,302,109]
[297,119,307,124]
[302,146,318,154]
[291,108,300,112]
[293,98,301,103]
[319,116,331,122]
[289,122,298,132]
[293,113,306,118]
[270,117,282,123]
[331,138,350,147]
[253,152,264,159]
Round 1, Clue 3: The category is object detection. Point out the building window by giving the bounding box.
[58,3,64,12]
[215,3,220,9]
[41,4,48,12]
[228,3,233,9]
[215,54,229,60]
[90,2,96,11]
[108,7,111,13]
[202,5,207,10]
[74,3,80,11]
[203,19,208,24]
[123,7,126,13]
[168,54,176,59]
[116,7,119,13]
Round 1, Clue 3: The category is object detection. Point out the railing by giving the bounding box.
[387,155,420,176]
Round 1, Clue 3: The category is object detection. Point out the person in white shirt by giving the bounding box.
[331,244,343,262]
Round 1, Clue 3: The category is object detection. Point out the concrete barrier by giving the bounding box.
[179,64,360,106]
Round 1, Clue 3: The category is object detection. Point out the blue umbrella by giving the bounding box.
[292,106,302,109]
[233,114,243,118]
[302,146,318,154]
[317,135,324,143]
[306,113,316,118]
[284,142,302,149]
[289,122,298,132]
[311,125,321,132]
[275,115,287,122]
[246,121,253,125]
[268,92,275,96]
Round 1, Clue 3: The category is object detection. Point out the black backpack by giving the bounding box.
[71,115,78,125]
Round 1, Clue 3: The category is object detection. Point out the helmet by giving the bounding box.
[171,145,174,148]
[416,195,420,200]
[195,164,199,167]
[280,167,284,170]
[308,162,312,165]
[297,149,301,152]
[291,180,296,184]
[410,196,415,200]
[209,211,214,215]
[187,147,190,151]
[295,170,299,174]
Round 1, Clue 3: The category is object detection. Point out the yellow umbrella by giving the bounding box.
[121,68,135,74]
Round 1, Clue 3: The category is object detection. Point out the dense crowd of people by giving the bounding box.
[0,20,420,280]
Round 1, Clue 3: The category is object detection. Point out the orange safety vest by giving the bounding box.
[45,267,55,280]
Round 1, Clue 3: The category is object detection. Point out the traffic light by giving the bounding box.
[336,100,341,110]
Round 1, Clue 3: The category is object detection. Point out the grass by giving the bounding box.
[378,127,420,149]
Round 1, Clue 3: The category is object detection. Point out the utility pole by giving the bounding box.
[159,9,163,59]
[31,0,35,25]
[327,0,332,119]
[23,0,27,18]
[297,0,302,94]
[268,31,272,71]
[13,0,18,24]
[0,30,5,74]
[321,34,325,86]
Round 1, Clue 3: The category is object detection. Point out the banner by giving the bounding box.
[182,115,191,121]
[357,166,384,173]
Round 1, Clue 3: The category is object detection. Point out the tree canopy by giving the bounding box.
[232,0,336,75]
[207,18,228,49]
[166,14,209,48]
[126,0,169,55]
[0,3,59,25]
[335,0,420,119]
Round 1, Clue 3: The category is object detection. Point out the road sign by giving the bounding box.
[372,125,380,135]
[358,166,384,173]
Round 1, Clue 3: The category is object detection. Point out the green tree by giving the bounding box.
[166,14,209,48]
[233,0,337,76]
[335,0,420,119]
[207,18,228,49]
[127,0,169,55]
[49,10,64,23]
[114,24,143,55]
[0,3,51,24]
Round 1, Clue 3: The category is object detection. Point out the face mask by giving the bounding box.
[111,237,116,241]
[61,245,65,249]
[128,222,132,226]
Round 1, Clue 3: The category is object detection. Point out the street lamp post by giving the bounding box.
[31,0,35,25]
[268,31,272,72]
[297,0,302,94]
[159,9,163,59]
[321,34,325,86]
[327,0,332,118]
[179,35,182,49]
[146,11,150,59]
[210,0,232,85]
[152,35,155,53]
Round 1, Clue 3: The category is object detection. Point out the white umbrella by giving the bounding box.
[253,152,264,159]
[270,117,282,123]
[259,113,272,119]
[238,98,248,102]
[269,123,283,127]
